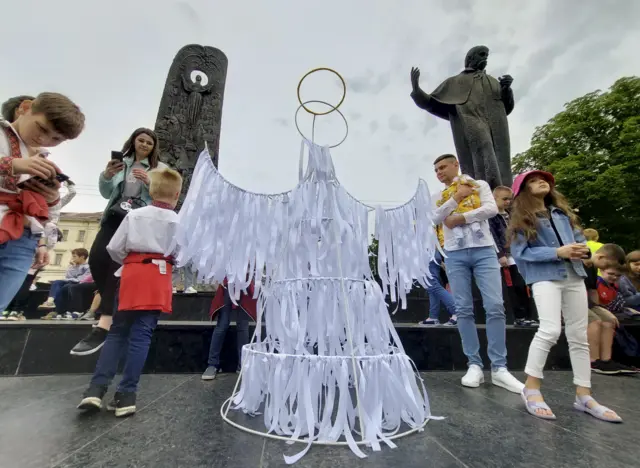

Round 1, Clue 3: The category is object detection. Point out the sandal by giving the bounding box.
[521,388,557,420]
[573,395,623,423]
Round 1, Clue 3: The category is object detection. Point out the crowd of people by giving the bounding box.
[0,92,639,422]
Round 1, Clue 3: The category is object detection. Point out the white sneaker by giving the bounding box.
[38,299,55,310]
[184,287,197,294]
[461,364,484,388]
[491,368,524,394]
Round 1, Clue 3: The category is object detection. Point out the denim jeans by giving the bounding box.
[445,246,507,370]
[90,310,160,393]
[208,288,250,369]
[426,251,456,320]
[49,280,69,301]
[0,230,38,312]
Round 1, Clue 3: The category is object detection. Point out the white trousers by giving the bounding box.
[524,270,591,388]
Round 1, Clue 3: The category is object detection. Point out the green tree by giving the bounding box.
[513,76,640,252]
[368,237,379,279]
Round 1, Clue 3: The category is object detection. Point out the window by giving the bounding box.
[62,230,69,241]
[77,230,86,242]
[54,253,63,266]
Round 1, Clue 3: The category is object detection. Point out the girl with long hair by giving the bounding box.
[509,170,622,423]
[71,128,166,356]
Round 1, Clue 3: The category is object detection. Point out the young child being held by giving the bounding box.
[77,167,182,417]
[436,175,483,246]
[0,93,85,313]
[510,170,621,423]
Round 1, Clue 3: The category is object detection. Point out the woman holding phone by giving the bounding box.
[71,128,166,356]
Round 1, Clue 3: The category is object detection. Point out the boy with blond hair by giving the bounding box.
[78,168,182,417]
[0,92,85,312]
[584,228,603,255]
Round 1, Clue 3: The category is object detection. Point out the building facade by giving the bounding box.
[39,212,102,282]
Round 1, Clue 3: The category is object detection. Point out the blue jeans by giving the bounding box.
[50,280,69,301]
[0,230,38,312]
[90,310,160,393]
[208,288,250,369]
[445,246,507,370]
[426,251,456,320]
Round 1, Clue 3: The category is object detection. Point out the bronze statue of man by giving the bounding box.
[410,46,514,188]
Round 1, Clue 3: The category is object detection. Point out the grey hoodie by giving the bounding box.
[619,275,640,307]
[65,263,90,282]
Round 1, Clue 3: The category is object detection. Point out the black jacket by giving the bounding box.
[489,212,509,258]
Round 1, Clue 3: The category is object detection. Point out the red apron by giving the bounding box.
[118,252,174,313]
[209,279,257,321]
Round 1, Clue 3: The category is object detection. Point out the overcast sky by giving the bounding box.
[3,0,639,213]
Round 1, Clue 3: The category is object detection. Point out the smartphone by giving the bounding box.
[17,172,70,189]
[111,151,124,162]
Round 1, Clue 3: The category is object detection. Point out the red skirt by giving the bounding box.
[209,280,257,321]
[118,253,174,314]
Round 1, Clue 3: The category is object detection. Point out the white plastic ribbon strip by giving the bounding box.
[374,180,438,309]
[259,278,405,356]
[174,140,443,463]
[170,149,291,299]
[234,345,439,464]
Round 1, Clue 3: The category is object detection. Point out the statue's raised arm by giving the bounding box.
[409,67,451,120]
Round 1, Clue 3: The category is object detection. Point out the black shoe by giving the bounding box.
[77,385,107,411]
[612,361,639,375]
[108,391,136,417]
[514,319,532,327]
[591,360,622,375]
[70,327,108,356]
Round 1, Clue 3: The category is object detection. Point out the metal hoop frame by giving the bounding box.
[295,100,349,148]
[220,396,429,447]
[297,67,347,116]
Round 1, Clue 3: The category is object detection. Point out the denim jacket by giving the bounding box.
[511,206,587,285]
[98,157,167,225]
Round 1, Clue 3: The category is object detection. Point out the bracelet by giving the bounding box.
[37,244,47,249]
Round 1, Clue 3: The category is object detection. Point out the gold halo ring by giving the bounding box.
[296,68,346,116]
[295,100,349,148]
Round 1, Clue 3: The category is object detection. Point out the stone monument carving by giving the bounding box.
[410,45,514,188]
[154,44,228,207]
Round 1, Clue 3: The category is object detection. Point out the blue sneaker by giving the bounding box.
[444,316,458,326]
[419,318,440,326]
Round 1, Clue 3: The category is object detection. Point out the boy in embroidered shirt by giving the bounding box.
[0,93,85,313]
[437,174,484,246]
[78,167,182,417]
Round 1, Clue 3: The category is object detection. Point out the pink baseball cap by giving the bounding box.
[512,170,555,197]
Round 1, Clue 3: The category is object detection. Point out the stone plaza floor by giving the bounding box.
[0,371,637,467]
